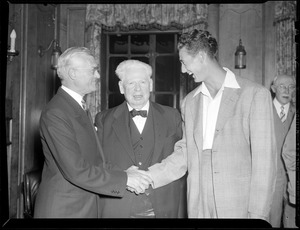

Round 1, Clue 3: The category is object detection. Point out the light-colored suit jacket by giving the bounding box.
[34,88,127,218]
[95,101,187,218]
[149,76,277,218]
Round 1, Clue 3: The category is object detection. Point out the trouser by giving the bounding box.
[283,197,297,228]
[268,173,287,227]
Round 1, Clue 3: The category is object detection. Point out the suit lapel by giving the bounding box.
[151,103,168,164]
[214,87,240,139]
[86,111,106,163]
[286,105,295,125]
[112,103,136,163]
[58,88,106,162]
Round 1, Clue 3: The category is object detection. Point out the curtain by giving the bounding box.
[274,1,296,77]
[85,4,208,120]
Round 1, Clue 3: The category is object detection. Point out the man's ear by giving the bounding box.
[118,81,125,94]
[149,79,153,92]
[68,68,77,80]
[197,51,206,63]
[271,85,276,94]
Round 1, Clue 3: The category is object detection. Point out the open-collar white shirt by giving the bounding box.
[193,67,240,150]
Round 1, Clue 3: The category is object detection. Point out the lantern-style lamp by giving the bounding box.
[234,39,246,69]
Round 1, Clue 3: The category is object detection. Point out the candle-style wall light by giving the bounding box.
[37,5,61,70]
[7,29,19,63]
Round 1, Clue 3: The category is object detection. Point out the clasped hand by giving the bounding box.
[125,165,153,195]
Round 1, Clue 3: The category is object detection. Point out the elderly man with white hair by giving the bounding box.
[269,74,296,227]
[95,59,187,218]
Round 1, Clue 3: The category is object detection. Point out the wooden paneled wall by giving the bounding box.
[218,3,276,88]
[219,4,263,83]
[6,4,56,218]
[5,3,87,218]
[59,4,86,53]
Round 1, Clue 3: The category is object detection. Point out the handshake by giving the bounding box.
[125,165,153,195]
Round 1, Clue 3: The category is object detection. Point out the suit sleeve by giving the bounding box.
[40,108,127,197]
[148,99,188,188]
[248,87,277,218]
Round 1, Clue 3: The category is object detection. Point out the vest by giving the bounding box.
[129,108,155,216]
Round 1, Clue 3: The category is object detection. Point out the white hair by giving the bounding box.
[115,59,152,80]
[272,74,295,85]
[57,47,94,80]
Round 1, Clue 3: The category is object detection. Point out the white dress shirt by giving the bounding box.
[61,85,85,110]
[127,101,149,134]
[193,67,240,150]
[273,98,290,122]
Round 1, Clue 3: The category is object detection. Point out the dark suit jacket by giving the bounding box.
[34,88,127,218]
[272,103,295,177]
[95,101,187,218]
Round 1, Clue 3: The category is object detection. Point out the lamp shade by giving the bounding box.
[51,41,62,69]
[235,39,246,69]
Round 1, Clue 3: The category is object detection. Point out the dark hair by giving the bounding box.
[178,29,218,59]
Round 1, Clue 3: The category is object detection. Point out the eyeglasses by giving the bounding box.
[275,84,296,92]
[73,67,100,75]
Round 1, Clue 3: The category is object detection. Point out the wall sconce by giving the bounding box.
[38,39,62,69]
[234,12,246,69]
[37,5,61,70]
[7,29,19,63]
[235,39,246,69]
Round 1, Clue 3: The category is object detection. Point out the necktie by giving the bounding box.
[280,105,285,122]
[82,99,94,126]
[130,109,147,118]
[81,99,87,111]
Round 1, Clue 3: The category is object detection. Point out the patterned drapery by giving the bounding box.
[85,4,208,120]
[274,1,296,77]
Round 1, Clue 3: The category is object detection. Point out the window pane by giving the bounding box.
[156,33,175,54]
[131,57,149,65]
[131,34,149,54]
[155,56,180,91]
[109,35,128,54]
[109,57,127,92]
[155,94,174,107]
[108,94,125,108]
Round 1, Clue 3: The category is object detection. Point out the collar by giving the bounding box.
[193,67,240,97]
[273,97,290,111]
[61,85,84,107]
[127,101,150,113]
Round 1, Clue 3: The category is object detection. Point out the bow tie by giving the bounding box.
[130,109,147,118]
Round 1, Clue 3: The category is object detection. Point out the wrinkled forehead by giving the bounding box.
[123,66,150,79]
[275,75,295,85]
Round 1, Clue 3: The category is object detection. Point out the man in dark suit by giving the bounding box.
[34,47,152,218]
[95,60,187,218]
[269,74,295,227]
